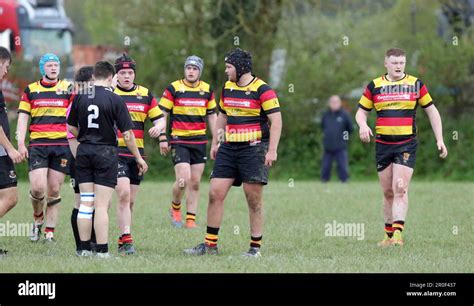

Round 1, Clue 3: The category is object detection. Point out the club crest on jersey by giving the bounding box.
[245,88,251,95]
[199,89,205,96]
[136,93,142,100]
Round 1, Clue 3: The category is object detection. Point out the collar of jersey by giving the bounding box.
[116,84,137,93]
[40,79,58,88]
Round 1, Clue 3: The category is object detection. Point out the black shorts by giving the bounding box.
[0,156,17,190]
[171,143,207,166]
[118,156,143,185]
[210,142,269,186]
[68,152,80,194]
[75,143,118,189]
[375,138,417,172]
[28,145,71,174]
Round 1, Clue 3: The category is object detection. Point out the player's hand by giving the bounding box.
[148,126,161,138]
[18,144,29,159]
[437,141,448,159]
[136,157,148,175]
[7,147,23,164]
[265,149,277,167]
[159,141,170,156]
[359,125,373,143]
[210,142,219,160]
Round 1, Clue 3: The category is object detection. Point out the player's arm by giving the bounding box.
[423,104,448,159]
[355,108,373,143]
[16,112,30,158]
[266,111,282,167]
[122,130,148,175]
[356,83,374,143]
[66,124,79,158]
[0,126,23,163]
[67,125,79,138]
[68,138,79,159]
[17,88,32,159]
[208,113,217,139]
[210,112,227,160]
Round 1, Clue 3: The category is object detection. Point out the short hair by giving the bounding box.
[93,61,115,80]
[0,47,12,63]
[385,48,406,58]
[75,66,94,82]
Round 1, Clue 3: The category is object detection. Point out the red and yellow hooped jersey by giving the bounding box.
[18,80,74,146]
[219,77,280,143]
[159,79,216,144]
[358,74,433,144]
[114,84,163,157]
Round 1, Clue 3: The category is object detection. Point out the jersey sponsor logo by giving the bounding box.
[32,100,67,107]
[176,99,206,107]
[127,104,145,112]
[225,100,251,108]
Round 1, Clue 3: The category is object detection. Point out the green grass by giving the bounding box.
[0,181,472,273]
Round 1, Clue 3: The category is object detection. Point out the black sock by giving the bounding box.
[71,208,81,251]
[91,211,97,244]
[96,243,108,253]
[80,240,92,251]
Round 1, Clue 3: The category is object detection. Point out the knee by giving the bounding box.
[189,180,200,191]
[117,190,130,206]
[30,189,45,200]
[382,188,394,200]
[393,184,407,197]
[48,189,61,198]
[176,177,189,190]
[245,193,262,213]
[209,189,224,206]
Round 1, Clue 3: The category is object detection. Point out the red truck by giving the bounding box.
[0,0,74,104]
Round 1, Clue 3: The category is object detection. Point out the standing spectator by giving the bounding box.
[321,95,353,183]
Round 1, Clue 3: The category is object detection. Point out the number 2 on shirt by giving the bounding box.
[87,104,99,128]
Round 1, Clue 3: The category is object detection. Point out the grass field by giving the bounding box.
[0,181,472,273]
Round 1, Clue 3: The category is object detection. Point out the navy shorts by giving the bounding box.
[210,142,269,186]
[375,138,417,172]
[75,143,118,189]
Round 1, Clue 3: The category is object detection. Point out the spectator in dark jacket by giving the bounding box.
[321,95,353,182]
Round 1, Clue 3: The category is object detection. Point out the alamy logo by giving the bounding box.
[18,281,56,299]
[0,221,33,237]
[324,220,365,241]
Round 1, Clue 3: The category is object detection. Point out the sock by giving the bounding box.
[118,236,123,247]
[171,201,181,211]
[91,211,97,244]
[384,223,394,238]
[34,212,44,224]
[250,236,262,248]
[186,212,196,222]
[45,227,55,235]
[96,243,108,253]
[121,233,133,244]
[393,220,405,232]
[80,240,92,251]
[71,208,81,251]
[205,226,219,247]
